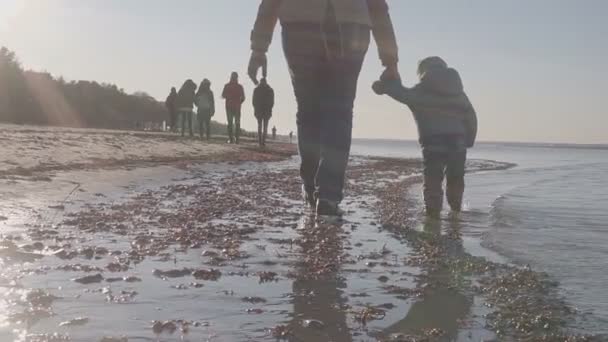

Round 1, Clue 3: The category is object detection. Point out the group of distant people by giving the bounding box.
[164,72,279,146]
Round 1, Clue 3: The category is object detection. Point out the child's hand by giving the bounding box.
[372,81,386,95]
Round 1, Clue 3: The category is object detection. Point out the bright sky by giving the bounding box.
[1,0,606,143]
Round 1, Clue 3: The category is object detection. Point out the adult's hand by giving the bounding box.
[248,51,268,85]
[380,64,400,82]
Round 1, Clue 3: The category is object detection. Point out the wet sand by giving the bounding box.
[0,128,604,341]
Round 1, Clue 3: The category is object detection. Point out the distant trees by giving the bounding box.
[0,47,42,124]
[0,46,166,129]
[0,46,255,136]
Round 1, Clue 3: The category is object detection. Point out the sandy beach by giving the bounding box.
[0,124,295,180]
[0,125,602,342]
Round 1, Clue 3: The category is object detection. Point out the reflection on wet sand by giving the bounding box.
[288,216,352,342]
[381,215,472,340]
[2,154,579,340]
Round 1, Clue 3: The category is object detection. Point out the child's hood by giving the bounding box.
[419,67,464,96]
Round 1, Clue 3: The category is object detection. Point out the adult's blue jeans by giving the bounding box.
[226,108,241,143]
[282,23,370,202]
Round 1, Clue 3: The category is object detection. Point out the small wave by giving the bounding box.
[489,195,522,229]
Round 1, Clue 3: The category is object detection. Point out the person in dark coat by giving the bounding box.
[252,77,275,147]
[373,56,478,218]
[272,126,277,140]
[176,79,197,137]
[165,87,177,132]
[195,79,215,140]
[221,72,245,144]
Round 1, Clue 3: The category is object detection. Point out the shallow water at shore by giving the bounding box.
[1,147,603,341]
[0,157,447,341]
[353,140,608,337]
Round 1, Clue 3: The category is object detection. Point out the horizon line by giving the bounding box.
[352,137,608,148]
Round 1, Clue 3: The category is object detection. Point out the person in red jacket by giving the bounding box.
[221,72,245,144]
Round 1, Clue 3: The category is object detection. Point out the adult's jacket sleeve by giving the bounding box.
[367,0,399,66]
[251,0,282,53]
[211,91,216,116]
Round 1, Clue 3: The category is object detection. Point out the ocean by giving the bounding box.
[351,139,608,334]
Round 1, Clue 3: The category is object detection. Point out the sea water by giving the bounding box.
[351,139,608,334]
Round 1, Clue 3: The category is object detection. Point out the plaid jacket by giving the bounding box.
[251,0,398,66]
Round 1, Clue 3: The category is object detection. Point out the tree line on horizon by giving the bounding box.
[0,46,234,134]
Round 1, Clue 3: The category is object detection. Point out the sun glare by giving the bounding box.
[0,0,27,31]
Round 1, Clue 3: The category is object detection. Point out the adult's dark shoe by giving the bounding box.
[316,199,344,217]
[302,186,316,208]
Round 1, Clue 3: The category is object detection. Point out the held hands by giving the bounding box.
[373,64,400,95]
[248,51,268,85]
[372,81,387,95]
